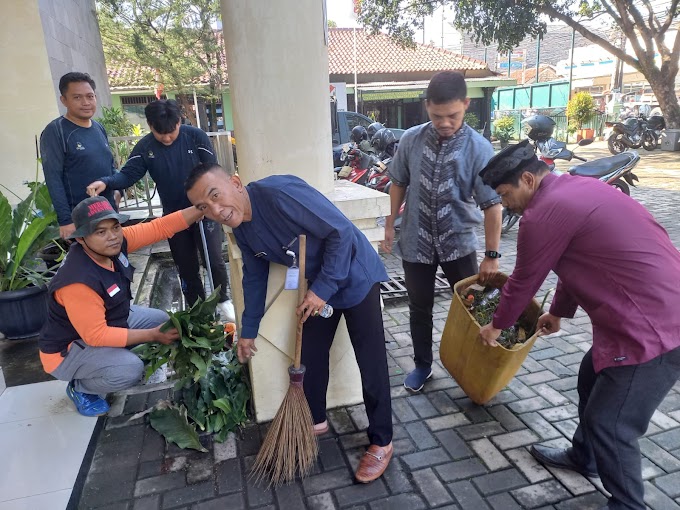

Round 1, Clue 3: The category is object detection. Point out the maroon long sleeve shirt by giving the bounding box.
[493,172,680,372]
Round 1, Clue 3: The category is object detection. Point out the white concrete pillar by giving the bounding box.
[220,0,334,193]
[1,1,59,201]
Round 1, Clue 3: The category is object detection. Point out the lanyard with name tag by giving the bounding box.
[283,237,299,290]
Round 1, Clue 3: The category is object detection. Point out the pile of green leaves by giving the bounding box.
[133,290,250,450]
[181,350,249,442]
[134,290,227,388]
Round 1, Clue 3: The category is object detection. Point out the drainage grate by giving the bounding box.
[381,272,452,300]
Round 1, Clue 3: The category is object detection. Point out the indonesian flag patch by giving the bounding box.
[107,284,121,297]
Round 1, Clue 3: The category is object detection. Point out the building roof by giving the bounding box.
[328,28,488,75]
[107,31,229,89]
[107,28,489,89]
[508,64,558,85]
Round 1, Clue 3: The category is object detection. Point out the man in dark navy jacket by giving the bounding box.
[40,72,119,239]
[185,164,394,484]
[87,100,234,321]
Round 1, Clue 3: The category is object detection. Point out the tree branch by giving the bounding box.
[640,0,660,32]
[621,0,657,58]
[539,4,641,71]
[661,0,680,33]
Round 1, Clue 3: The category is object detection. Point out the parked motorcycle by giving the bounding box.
[366,128,399,193]
[502,115,641,234]
[647,114,666,144]
[605,115,657,154]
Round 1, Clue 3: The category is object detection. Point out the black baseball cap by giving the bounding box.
[68,196,129,239]
[479,139,540,189]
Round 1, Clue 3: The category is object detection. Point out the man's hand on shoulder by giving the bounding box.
[60,223,76,240]
[180,206,204,226]
[87,180,107,197]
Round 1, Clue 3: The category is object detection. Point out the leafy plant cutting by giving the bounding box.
[461,284,534,348]
[133,289,250,450]
[460,284,554,349]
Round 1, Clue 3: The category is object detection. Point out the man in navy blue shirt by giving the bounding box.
[87,100,234,320]
[185,165,394,484]
[41,72,119,239]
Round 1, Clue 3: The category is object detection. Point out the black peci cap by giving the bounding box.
[479,139,539,188]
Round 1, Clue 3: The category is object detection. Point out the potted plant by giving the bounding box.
[493,116,515,148]
[0,179,59,339]
[567,92,596,141]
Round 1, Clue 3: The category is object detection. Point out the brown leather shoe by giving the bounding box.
[355,443,393,483]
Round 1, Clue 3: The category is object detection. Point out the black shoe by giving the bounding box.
[530,445,598,478]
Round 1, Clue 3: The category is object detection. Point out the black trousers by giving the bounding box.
[402,252,478,369]
[300,284,393,447]
[569,347,680,510]
[167,219,229,305]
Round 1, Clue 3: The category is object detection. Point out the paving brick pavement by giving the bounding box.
[75,160,680,509]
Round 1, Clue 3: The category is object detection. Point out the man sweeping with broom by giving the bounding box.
[185,164,394,484]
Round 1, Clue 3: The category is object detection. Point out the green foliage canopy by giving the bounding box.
[358,0,680,128]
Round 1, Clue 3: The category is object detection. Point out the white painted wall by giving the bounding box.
[1,2,59,202]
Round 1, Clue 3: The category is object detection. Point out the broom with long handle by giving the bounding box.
[251,234,318,486]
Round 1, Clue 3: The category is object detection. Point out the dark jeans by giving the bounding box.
[168,219,229,305]
[403,252,478,369]
[569,347,680,510]
[300,284,393,447]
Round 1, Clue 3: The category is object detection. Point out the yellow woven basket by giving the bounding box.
[440,272,541,405]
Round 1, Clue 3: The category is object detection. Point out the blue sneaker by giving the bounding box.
[66,382,110,417]
[404,366,433,392]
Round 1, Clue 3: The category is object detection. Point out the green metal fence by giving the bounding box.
[492,109,612,142]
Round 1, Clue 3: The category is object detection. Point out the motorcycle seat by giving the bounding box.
[569,153,636,178]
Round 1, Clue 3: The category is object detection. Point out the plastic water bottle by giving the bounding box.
[319,304,334,318]
[479,288,501,307]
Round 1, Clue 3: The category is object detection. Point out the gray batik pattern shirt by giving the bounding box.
[388,123,500,264]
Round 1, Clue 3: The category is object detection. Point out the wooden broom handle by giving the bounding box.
[294,235,307,368]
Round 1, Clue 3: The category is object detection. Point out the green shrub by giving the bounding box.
[566,92,596,129]
[493,116,515,143]
[464,112,480,129]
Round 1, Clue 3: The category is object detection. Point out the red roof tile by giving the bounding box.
[508,64,558,85]
[107,28,488,89]
[328,28,488,75]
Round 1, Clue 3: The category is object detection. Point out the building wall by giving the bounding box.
[1,2,60,202]
[37,0,111,114]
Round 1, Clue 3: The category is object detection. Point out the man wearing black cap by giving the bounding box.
[477,141,680,510]
[39,196,203,417]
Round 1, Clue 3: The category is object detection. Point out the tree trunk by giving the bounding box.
[649,75,680,129]
[176,94,198,127]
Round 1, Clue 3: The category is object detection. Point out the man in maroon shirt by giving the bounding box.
[476,140,680,510]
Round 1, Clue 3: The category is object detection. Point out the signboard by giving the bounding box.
[498,49,526,70]
[330,82,348,111]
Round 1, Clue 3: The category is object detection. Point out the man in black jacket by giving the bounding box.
[87,100,234,320]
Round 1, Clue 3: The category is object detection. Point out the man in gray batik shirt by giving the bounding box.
[383,71,502,392]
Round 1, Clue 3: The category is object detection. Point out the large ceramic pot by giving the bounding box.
[0,284,49,340]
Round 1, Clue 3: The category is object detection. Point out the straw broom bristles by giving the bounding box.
[250,365,318,486]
